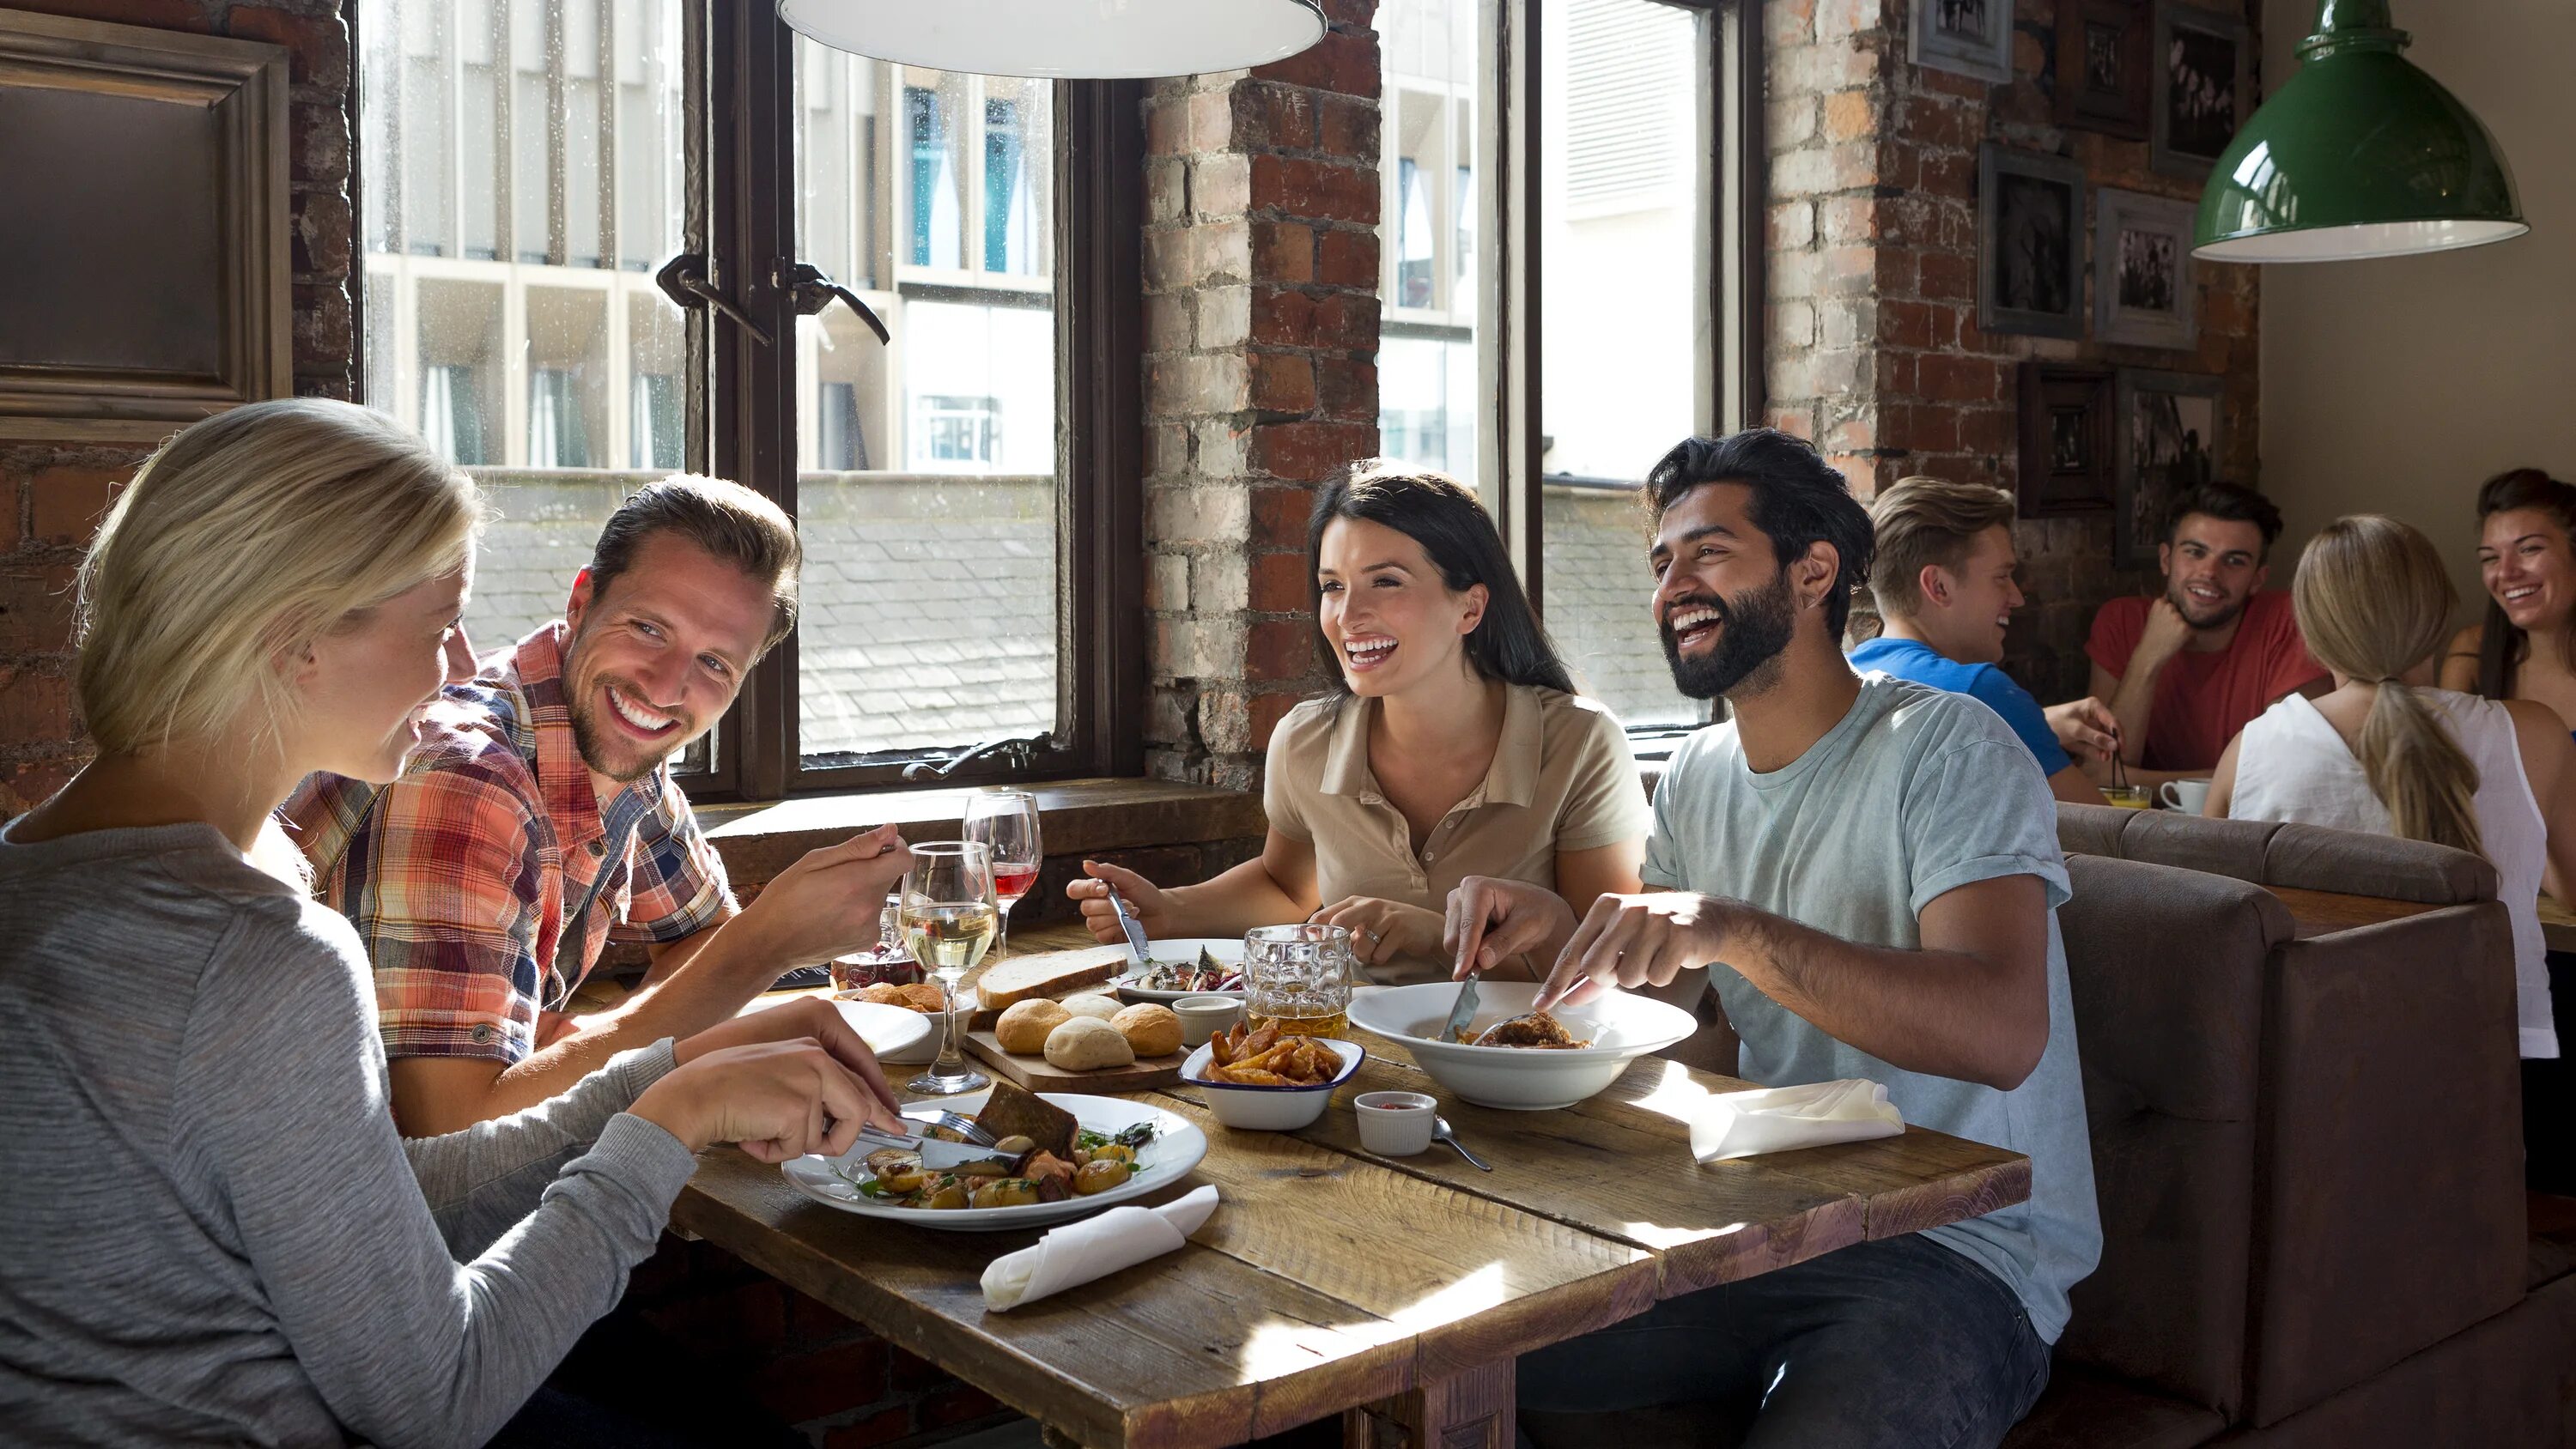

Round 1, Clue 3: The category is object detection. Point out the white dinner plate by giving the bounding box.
[781,1091,1206,1232]
[735,991,935,1064]
[1112,937,1249,1003]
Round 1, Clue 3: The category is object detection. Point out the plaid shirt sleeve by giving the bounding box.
[330,758,552,1065]
[608,766,737,945]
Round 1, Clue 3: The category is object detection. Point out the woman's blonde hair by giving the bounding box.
[2291,514,2482,857]
[75,398,481,757]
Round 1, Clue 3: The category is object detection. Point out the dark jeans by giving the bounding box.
[1516,1233,2051,1449]
[2530,953,2576,1195]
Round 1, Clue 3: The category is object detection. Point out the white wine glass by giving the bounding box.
[901,840,998,1096]
[963,790,1042,961]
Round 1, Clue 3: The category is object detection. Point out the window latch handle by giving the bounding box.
[775,260,891,345]
[654,252,775,347]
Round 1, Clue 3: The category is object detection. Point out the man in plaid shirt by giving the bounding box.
[288,476,913,1134]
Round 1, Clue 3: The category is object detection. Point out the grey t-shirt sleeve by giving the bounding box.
[179,905,698,1449]
[403,1039,678,1259]
[1901,732,2075,916]
[1639,737,1700,891]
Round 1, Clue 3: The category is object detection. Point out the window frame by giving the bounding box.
[355,1,1144,804]
[1443,0,1764,738]
[706,6,1145,801]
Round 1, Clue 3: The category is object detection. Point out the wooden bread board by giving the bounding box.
[960,1030,1186,1093]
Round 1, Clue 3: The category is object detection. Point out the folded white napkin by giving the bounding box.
[1691,1078,1905,1162]
[980,1185,1220,1312]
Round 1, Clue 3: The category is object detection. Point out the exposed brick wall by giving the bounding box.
[1764,0,2262,703]
[1139,1,1382,791]
[0,0,356,814]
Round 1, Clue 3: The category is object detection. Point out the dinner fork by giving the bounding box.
[906,1108,996,1145]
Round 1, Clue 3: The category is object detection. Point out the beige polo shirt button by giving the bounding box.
[1261,683,1652,986]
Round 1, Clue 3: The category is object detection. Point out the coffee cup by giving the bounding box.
[2160,778,2212,813]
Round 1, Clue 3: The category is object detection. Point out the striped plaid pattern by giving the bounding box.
[284,621,734,1063]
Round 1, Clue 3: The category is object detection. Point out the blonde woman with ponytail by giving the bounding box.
[2208,515,2576,1070]
[0,400,902,1447]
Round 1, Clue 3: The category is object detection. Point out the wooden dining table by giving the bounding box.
[677,923,2032,1448]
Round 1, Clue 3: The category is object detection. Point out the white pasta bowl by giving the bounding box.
[1176,1036,1364,1131]
[1347,982,1698,1111]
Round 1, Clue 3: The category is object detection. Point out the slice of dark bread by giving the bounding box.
[972,1078,1078,1161]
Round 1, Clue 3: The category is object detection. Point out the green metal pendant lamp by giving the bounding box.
[2194,0,2524,262]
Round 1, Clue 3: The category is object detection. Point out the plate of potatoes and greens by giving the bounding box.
[782,1081,1207,1232]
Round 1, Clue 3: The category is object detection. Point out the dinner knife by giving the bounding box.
[1440,969,1484,1045]
[1105,886,1151,971]
[852,1125,1007,1170]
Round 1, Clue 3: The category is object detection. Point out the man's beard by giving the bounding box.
[1662,573,1798,701]
[564,644,690,784]
[2168,582,2246,632]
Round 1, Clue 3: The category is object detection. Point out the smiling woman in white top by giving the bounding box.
[1066,461,1649,985]
[2210,515,2576,1116]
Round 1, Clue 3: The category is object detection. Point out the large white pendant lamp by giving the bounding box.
[777,0,1328,80]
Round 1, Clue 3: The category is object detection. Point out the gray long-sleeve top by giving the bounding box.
[0,821,700,1447]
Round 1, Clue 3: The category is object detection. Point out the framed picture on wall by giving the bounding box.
[2055,0,2149,139]
[1978,145,2087,341]
[1911,0,2015,85]
[2115,369,2227,564]
[2017,363,2117,518]
[2094,188,2198,349]
[2152,1,2252,179]
[0,11,290,440]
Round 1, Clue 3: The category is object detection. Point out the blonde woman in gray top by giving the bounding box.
[1067,463,1649,984]
[0,400,908,1446]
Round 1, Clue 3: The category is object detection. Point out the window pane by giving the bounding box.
[793,43,1060,762]
[1376,0,1475,480]
[1539,0,1704,730]
[361,0,695,688]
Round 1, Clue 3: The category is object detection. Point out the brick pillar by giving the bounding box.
[1139,4,1382,792]
[1761,0,2261,701]
[0,0,357,816]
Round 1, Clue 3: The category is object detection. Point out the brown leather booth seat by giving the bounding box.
[2007,807,2571,1449]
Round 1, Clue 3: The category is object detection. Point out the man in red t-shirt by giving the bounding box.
[2087,482,2330,778]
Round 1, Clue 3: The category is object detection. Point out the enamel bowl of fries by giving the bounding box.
[1347,981,1698,1111]
[1181,1022,1366,1131]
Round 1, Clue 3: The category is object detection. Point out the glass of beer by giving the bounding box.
[1243,923,1354,1039]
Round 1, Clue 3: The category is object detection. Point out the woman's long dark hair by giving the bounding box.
[1308,460,1577,703]
[2473,467,2576,698]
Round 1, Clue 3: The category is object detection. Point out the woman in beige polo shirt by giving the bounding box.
[1067,462,1650,985]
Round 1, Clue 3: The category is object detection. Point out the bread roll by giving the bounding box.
[1059,993,1123,1023]
[993,998,1071,1054]
[1042,1015,1135,1072]
[1110,1003,1182,1058]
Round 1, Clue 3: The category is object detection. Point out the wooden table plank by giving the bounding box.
[2267,885,2576,954]
[2540,893,2576,953]
[677,1106,1656,1446]
[677,1151,1414,1449]
[2265,885,2441,939]
[1139,1091,1660,1385]
[1211,1047,2028,1300]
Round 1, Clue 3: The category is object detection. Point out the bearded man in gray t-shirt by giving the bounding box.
[1449,428,2099,1449]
